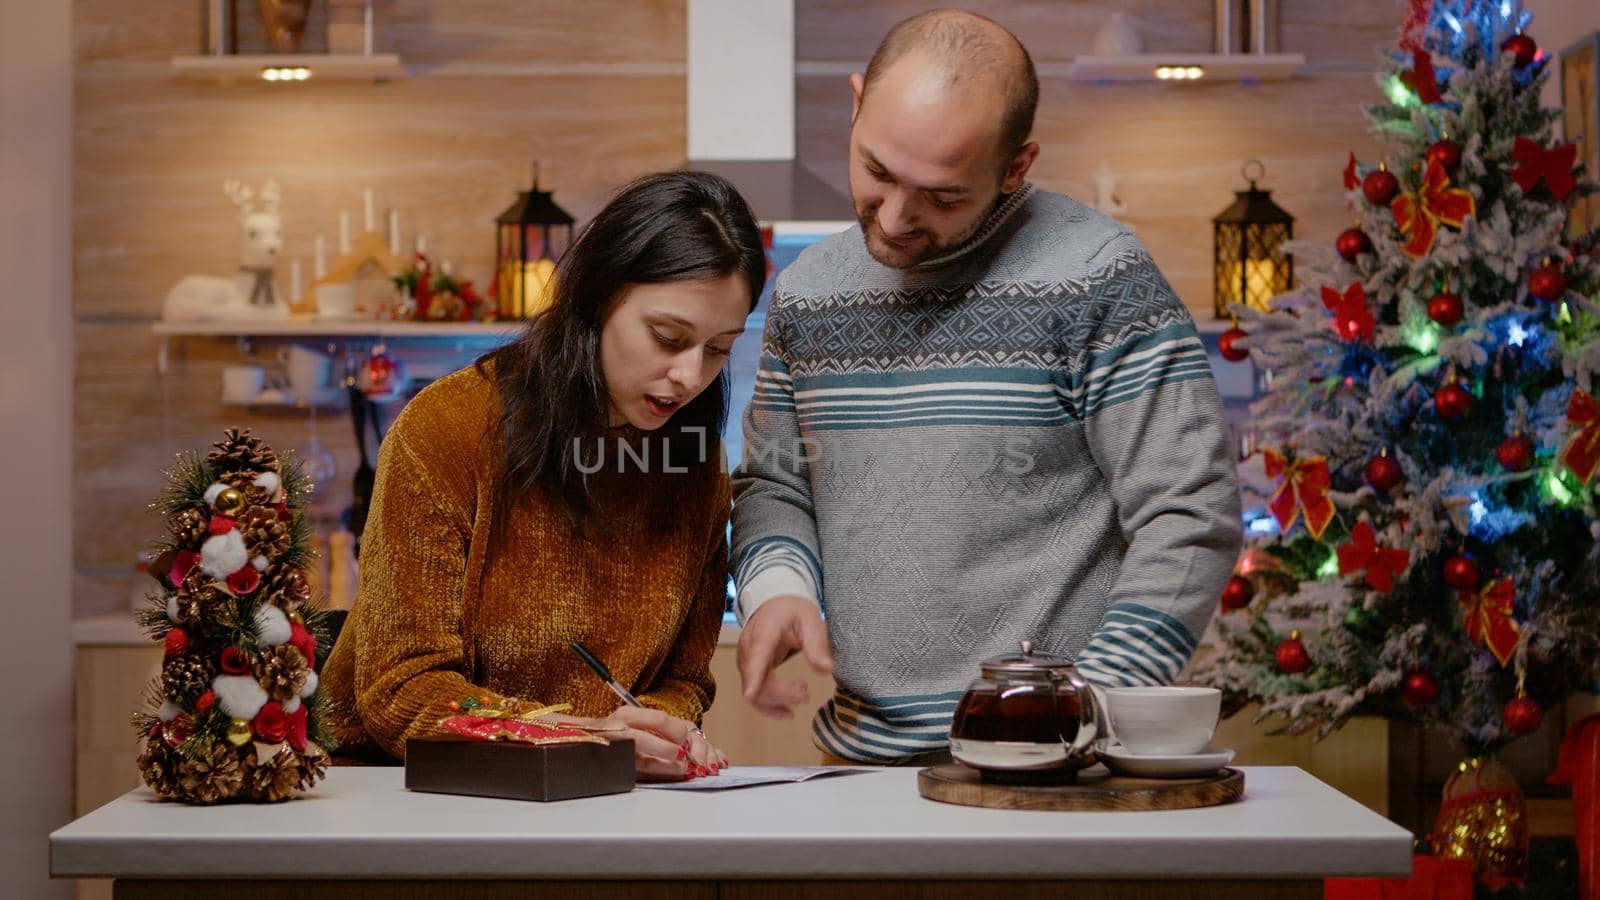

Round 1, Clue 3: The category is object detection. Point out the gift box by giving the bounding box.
[404,736,635,802]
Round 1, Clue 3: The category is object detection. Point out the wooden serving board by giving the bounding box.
[917,764,1244,811]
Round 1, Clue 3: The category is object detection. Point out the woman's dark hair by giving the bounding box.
[480,170,766,525]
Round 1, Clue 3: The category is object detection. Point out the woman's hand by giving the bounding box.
[559,706,729,781]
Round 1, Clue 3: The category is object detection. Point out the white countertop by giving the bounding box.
[51,766,1411,880]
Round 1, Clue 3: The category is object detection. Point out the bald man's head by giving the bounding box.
[859,10,1038,161]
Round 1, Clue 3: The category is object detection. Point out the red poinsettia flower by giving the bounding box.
[1343,152,1360,191]
[1510,137,1578,201]
[1321,282,1376,342]
[1336,521,1411,592]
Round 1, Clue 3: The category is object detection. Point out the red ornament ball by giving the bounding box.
[1529,263,1567,302]
[1435,383,1472,420]
[1218,327,1250,363]
[1503,695,1544,735]
[1427,291,1464,328]
[1362,168,1401,207]
[1276,633,1311,674]
[1442,555,1480,592]
[1220,575,1254,611]
[1425,139,1463,175]
[163,628,189,660]
[1401,670,1439,706]
[195,690,216,714]
[1365,453,1404,492]
[1336,227,1373,263]
[1496,434,1535,472]
[1502,33,1537,68]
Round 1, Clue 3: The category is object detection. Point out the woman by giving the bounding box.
[321,171,765,779]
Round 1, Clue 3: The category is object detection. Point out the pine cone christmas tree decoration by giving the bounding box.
[239,506,290,560]
[260,565,311,612]
[297,741,329,790]
[137,738,183,797]
[247,742,303,802]
[177,741,246,804]
[208,428,279,477]
[168,507,209,547]
[161,655,215,706]
[173,569,224,624]
[254,645,310,702]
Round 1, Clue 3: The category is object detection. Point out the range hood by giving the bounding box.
[684,0,853,223]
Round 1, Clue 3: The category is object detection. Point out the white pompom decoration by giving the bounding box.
[211,674,269,721]
[253,604,292,646]
[203,482,229,507]
[300,671,319,698]
[158,701,183,722]
[283,696,302,714]
[253,555,269,571]
[166,594,183,623]
[253,471,281,498]
[199,530,249,579]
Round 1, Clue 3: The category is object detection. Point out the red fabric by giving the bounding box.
[1549,714,1600,900]
[1325,854,1472,900]
[1563,390,1600,485]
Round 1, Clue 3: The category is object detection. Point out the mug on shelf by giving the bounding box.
[220,365,266,404]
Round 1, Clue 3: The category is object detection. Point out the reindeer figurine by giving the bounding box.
[162,180,291,321]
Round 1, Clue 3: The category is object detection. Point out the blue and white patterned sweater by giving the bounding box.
[730,185,1243,763]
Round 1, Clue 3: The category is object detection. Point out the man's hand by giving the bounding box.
[737,594,834,719]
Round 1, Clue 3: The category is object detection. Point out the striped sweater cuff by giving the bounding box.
[734,537,823,623]
[1073,602,1199,688]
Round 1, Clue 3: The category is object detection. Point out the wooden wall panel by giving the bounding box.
[798,71,1386,317]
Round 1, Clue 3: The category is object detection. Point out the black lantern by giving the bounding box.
[1213,160,1294,318]
[495,163,575,319]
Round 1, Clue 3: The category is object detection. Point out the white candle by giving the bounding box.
[339,212,351,254]
[441,260,453,276]
[314,235,326,278]
[415,235,427,257]
[388,209,400,256]
[363,188,375,233]
[290,259,301,301]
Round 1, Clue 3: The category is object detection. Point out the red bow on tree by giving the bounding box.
[1459,577,1520,666]
[1401,47,1443,104]
[1343,152,1360,191]
[1563,389,1600,484]
[1511,137,1578,202]
[1322,282,1376,342]
[1391,159,1477,258]
[1265,449,1337,540]
[1337,521,1411,591]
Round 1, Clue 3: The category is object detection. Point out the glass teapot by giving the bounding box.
[949,640,1103,780]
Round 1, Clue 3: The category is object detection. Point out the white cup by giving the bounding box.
[278,345,332,399]
[1104,686,1220,756]
[220,365,265,404]
[314,282,357,319]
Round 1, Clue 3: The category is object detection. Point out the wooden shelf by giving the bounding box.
[152,319,521,339]
[1069,53,1304,84]
[170,53,405,83]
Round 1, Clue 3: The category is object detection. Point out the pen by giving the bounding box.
[569,640,646,711]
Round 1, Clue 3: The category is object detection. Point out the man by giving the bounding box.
[731,9,1243,764]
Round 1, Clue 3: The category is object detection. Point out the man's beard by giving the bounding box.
[856,208,984,270]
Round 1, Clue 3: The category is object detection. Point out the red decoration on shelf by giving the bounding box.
[163,628,189,660]
[1435,382,1472,420]
[1402,670,1439,706]
[1365,452,1404,493]
[1529,261,1567,302]
[1503,694,1543,736]
[1501,33,1537,68]
[1336,227,1373,263]
[1461,578,1520,666]
[1401,47,1443,104]
[1563,389,1600,484]
[1496,433,1535,472]
[1264,450,1337,540]
[1391,160,1477,258]
[1362,167,1400,206]
[357,348,408,403]
[1443,554,1480,592]
[1510,137,1578,201]
[1337,521,1411,592]
[1427,290,1464,327]
[1426,138,1462,175]
[1322,282,1376,343]
[1342,152,1360,191]
[1218,326,1250,362]
[1220,574,1254,611]
[1276,630,1311,674]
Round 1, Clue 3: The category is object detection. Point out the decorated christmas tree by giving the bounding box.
[133,429,335,803]
[1193,0,1600,885]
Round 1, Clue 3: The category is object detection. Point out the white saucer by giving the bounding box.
[1100,745,1234,778]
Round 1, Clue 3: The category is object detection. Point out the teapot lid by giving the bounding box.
[979,640,1079,676]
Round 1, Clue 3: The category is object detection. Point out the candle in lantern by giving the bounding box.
[314,235,326,279]
[339,212,351,254]
[1223,258,1279,311]
[363,188,375,233]
[388,209,400,256]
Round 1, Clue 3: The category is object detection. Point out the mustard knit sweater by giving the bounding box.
[321,364,731,759]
